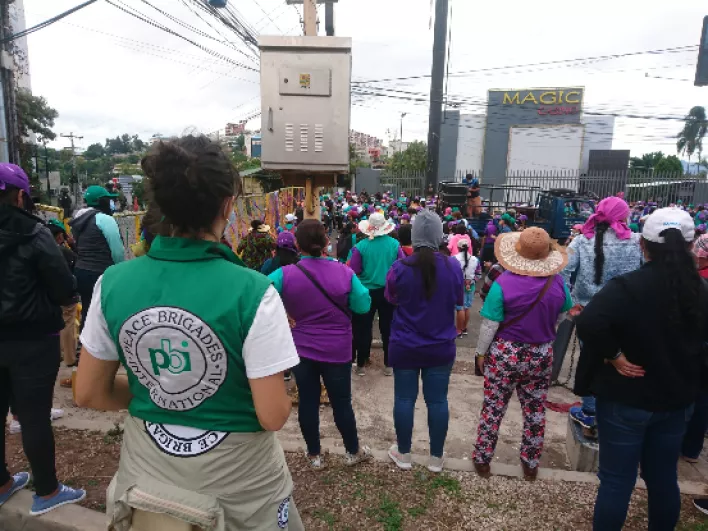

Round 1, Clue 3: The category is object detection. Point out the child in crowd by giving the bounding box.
[454,240,481,337]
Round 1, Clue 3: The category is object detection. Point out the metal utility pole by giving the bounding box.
[61,132,83,205]
[400,112,407,153]
[424,0,449,191]
[40,137,50,194]
[324,1,334,36]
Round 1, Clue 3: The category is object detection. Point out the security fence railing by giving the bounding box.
[378,170,708,208]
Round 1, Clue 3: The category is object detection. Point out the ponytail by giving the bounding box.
[593,222,609,285]
[644,228,703,329]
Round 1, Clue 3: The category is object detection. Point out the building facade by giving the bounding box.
[438,88,615,183]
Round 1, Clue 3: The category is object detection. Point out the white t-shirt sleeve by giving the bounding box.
[243,286,300,379]
[79,276,120,361]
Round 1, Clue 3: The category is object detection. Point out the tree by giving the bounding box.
[84,143,105,160]
[15,90,58,180]
[629,151,665,171]
[654,155,683,174]
[16,89,58,141]
[388,141,427,174]
[131,135,146,153]
[105,136,130,155]
[236,134,245,152]
[677,106,708,169]
[349,143,368,176]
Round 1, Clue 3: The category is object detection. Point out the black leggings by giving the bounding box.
[0,337,60,496]
[352,287,394,367]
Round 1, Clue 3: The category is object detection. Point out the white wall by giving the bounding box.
[507,125,585,173]
[455,115,485,174]
[581,116,615,172]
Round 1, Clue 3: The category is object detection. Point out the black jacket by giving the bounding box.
[574,262,708,412]
[0,205,76,339]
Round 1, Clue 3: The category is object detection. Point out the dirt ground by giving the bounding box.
[4,428,708,531]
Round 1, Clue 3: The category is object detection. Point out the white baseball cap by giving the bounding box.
[285,213,296,223]
[642,207,695,243]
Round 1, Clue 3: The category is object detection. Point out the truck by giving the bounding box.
[438,182,595,243]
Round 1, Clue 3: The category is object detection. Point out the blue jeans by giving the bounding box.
[291,357,359,456]
[582,396,596,415]
[682,390,708,459]
[393,363,453,458]
[594,398,692,531]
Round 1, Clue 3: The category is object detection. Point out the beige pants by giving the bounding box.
[107,416,304,531]
[60,304,77,366]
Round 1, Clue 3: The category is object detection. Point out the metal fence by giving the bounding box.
[378,170,708,208]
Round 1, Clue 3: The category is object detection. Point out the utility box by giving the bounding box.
[259,36,352,173]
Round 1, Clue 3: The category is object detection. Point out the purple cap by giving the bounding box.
[401,214,411,221]
[277,231,297,251]
[0,163,30,195]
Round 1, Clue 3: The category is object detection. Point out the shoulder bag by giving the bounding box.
[295,263,352,319]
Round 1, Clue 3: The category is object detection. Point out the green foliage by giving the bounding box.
[83,143,105,160]
[16,89,58,141]
[349,143,369,175]
[654,154,683,174]
[629,151,665,171]
[677,106,708,161]
[236,134,246,151]
[131,180,146,207]
[105,134,146,155]
[231,150,261,172]
[388,141,427,174]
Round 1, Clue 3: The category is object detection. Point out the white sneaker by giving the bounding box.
[383,367,393,377]
[308,454,325,470]
[8,420,21,435]
[428,454,445,473]
[388,444,412,470]
[345,446,373,467]
[50,408,64,421]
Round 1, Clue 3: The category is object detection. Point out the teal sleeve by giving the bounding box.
[562,281,574,312]
[480,282,505,322]
[95,213,125,264]
[348,274,371,314]
[268,268,284,293]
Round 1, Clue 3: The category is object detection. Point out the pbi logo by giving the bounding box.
[149,339,192,376]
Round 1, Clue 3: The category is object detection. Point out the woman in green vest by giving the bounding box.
[75,135,304,530]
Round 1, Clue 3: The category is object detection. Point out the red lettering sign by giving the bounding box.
[537,106,579,116]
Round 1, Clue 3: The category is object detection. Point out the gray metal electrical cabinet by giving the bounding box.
[258,36,352,173]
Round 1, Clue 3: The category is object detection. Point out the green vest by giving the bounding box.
[100,236,270,433]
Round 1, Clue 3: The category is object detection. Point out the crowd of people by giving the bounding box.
[2,138,708,530]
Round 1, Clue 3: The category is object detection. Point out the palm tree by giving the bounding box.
[677,106,708,173]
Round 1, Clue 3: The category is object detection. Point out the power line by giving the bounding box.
[105,0,259,72]
[138,0,257,62]
[352,44,699,85]
[1,0,99,43]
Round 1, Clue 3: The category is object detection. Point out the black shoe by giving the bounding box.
[694,499,708,516]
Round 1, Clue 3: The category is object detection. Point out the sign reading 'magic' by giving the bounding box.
[502,89,583,106]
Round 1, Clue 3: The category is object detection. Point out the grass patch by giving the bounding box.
[679,524,708,531]
[312,509,336,529]
[374,495,404,531]
[407,505,427,518]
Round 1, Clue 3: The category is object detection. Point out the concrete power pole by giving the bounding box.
[61,132,83,206]
[303,0,317,36]
[425,0,449,192]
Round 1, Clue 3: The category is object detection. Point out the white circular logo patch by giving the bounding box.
[277,497,290,529]
[145,422,228,458]
[119,307,227,411]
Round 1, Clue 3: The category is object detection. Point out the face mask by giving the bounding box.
[109,200,116,212]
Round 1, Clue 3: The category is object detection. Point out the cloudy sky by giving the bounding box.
[22,0,708,158]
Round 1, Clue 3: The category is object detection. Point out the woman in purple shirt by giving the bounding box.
[473,228,572,480]
[385,211,465,473]
[269,220,372,469]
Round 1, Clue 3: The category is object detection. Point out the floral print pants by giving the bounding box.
[473,338,553,468]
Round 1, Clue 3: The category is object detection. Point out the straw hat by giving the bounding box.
[358,212,395,239]
[495,227,567,277]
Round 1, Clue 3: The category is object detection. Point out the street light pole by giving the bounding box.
[399,112,407,153]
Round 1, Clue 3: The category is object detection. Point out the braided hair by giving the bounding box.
[593,222,610,285]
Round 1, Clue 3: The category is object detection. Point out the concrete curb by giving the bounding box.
[0,490,104,531]
[279,440,708,497]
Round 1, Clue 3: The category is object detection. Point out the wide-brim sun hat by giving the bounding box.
[495,227,567,277]
[358,212,395,239]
